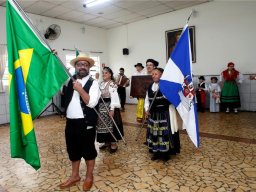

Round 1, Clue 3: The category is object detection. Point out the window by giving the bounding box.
[0,45,8,91]
[89,55,100,79]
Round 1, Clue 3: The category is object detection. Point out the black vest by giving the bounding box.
[148,83,170,112]
[64,76,98,126]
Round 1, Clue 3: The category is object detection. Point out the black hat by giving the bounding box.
[146,59,159,67]
[134,63,144,68]
[198,76,205,80]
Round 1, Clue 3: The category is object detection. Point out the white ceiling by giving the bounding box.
[1,0,211,29]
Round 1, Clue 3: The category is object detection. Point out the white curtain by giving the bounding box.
[0,44,7,92]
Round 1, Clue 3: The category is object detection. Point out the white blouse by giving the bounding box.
[133,70,146,76]
[100,81,121,110]
[208,83,221,93]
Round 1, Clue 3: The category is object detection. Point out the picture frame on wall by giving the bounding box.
[165,26,196,63]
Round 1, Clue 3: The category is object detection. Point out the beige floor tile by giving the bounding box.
[0,105,256,191]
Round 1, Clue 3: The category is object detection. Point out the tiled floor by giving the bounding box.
[0,105,255,192]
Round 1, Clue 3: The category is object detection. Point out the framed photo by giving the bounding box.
[165,26,196,63]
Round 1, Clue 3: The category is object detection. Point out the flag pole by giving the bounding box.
[12,0,74,81]
[186,10,193,24]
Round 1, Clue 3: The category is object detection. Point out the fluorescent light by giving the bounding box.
[84,0,110,8]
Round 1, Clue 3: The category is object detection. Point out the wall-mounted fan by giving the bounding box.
[44,24,61,40]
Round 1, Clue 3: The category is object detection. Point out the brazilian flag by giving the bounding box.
[6,0,69,170]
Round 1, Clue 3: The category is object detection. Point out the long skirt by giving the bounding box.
[96,99,124,143]
[209,93,220,112]
[147,110,180,154]
[196,90,206,112]
[221,81,241,108]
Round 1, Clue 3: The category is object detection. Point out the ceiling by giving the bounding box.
[1,0,211,29]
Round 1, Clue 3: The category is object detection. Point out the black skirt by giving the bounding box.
[96,99,124,143]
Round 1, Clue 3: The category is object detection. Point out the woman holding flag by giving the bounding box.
[145,68,180,161]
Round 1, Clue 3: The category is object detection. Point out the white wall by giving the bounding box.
[0,6,108,124]
[106,1,256,103]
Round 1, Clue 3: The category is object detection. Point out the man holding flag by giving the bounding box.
[159,24,200,148]
[6,0,68,170]
[60,53,100,191]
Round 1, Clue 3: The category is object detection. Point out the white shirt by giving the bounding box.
[66,75,100,119]
[208,83,221,93]
[99,81,121,110]
[144,82,159,112]
[133,70,146,76]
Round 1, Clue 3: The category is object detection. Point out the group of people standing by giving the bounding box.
[60,54,181,191]
[196,62,243,113]
[59,51,249,191]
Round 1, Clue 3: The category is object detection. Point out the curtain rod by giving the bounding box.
[62,48,103,54]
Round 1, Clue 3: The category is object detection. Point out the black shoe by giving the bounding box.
[110,144,118,153]
[161,153,170,162]
[162,155,170,162]
[151,154,159,161]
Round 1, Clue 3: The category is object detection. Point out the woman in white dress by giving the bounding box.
[208,77,221,112]
[96,67,124,153]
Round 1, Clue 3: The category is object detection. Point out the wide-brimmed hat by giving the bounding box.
[70,53,95,67]
[134,63,144,68]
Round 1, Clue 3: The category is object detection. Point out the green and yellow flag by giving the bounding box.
[6,0,69,170]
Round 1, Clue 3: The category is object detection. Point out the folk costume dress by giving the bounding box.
[196,81,207,112]
[96,80,124,143]
[208,82,221,112]
[144,82,180,155]
[220,68,243,109]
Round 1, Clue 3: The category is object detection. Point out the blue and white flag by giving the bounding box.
[159,24,200,148]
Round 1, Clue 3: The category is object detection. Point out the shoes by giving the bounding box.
[161,153,170,162]
[99,143,110,150]
[83,177,93,191]
[110,143,118,153]
[234,108,238,113]
[226,108,230,113]
[59,177,81,189]
[151,154,159,161]
[136,118,143,123]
